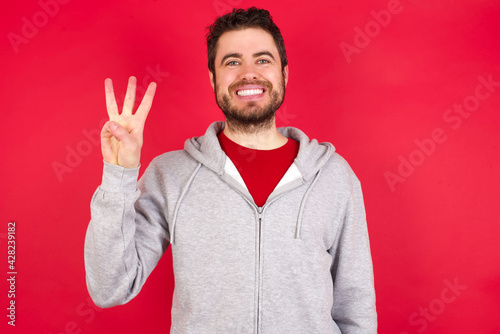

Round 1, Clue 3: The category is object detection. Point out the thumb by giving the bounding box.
[107,121,136,148]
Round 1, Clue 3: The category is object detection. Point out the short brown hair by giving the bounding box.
[206,7,288,76]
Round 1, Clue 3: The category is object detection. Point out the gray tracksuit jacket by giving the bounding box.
[84,121,377,333]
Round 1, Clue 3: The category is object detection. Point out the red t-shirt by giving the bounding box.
[218,131,300,207]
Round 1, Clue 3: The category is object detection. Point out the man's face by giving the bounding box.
[210,28,289,132]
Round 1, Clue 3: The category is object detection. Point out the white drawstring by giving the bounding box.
[295,169,322,239]
[170,163,202,244]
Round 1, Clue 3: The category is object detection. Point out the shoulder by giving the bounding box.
[146,150,200,178]
[321,151,362,191]
[152,149,192,166]
[325,152,355,174]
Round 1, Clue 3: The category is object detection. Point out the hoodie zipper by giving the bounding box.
[256,206,263,334]
[218,173,305,334]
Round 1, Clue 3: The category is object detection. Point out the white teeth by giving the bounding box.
[236,89,264,96]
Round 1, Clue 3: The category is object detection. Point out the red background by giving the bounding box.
[1,0,499,333]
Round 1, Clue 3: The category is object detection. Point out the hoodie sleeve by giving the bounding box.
[84,160,170,308]
[329,174,377,333]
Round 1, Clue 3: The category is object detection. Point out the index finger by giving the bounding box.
[134,81,157,123]
[104,78,119,118]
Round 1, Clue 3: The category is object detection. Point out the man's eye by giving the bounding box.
[257,59,270,64]
[226,60,239,66]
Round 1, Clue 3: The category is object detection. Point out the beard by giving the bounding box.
[214,77,286,134]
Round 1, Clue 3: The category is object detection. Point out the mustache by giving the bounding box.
[228,79,273,93]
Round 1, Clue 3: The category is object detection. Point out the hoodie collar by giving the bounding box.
[184,121,226,175]
[184,121,335,182]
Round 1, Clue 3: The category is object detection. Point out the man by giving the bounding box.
[85,7,377,334]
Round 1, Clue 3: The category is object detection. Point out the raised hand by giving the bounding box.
[101,76,156,169]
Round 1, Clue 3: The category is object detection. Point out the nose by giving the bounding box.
[238,62,259,81]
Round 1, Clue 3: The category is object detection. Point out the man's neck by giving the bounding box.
[223,120,288,150]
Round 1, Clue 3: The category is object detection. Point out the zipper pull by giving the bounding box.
[257,207,263,221]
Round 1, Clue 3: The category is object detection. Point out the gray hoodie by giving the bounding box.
[84,121,377,333]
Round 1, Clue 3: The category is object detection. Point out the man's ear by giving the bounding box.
[209,70,215,90]
[283,65,289,88]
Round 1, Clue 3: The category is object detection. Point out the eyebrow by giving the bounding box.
[219,51,276,66]
[253,51,275,60]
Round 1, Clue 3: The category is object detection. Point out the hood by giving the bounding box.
[184,121,335,182]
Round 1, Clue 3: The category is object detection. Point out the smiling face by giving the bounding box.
[210,28,289,133]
